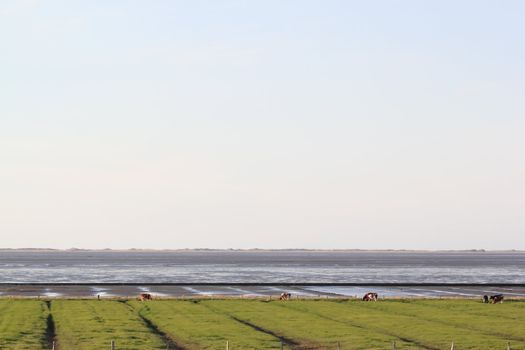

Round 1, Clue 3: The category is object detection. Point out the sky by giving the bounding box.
[1,0,524,249]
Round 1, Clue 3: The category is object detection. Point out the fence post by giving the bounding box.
[111,340,115,350]
[226,340,229,350]
[280,341,283,350]
[507,342,511,350]
[392,341,397,350]
[337,341,341,350]
[52,341,55,350]
[450,342,454,350]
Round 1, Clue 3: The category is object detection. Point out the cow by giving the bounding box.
[279,292,292,300]
[138,293,153,301]
[482,295,489,303]
[362,292,378,301]
[489,294,504,304]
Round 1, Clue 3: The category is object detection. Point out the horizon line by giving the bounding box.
[0,248,524,253]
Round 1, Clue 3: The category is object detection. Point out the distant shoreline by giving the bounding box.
[0,248,523,253]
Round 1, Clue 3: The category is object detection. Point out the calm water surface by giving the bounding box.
[0,250,523,283]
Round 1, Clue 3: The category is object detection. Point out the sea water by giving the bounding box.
[0,250,523,283]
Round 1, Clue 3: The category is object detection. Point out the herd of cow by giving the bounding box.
[361,292,504,303]
[137,292,504,303]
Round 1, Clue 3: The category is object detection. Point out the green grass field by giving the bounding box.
[0,299,49,350]
[0,298,523,349]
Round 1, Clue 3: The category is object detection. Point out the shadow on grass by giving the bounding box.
[44,301,57,350]
[121,300,186,350]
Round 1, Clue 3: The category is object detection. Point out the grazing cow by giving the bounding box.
[362,292,378,301]
[138,293,152,301]
[482,295,489,303]
[489,294,504,304]
[279,292,292,300]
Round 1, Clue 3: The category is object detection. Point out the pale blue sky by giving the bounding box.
[1,0,524,249]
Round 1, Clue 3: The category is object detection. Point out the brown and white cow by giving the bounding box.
[138,293,153,301]
[362,292,378,301]
[279,292,292,300]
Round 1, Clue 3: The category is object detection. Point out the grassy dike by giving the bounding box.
[0,298,523,349]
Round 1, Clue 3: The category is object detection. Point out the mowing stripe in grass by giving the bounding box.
[272,301,437,350]
[52,300,166,349]
[189,299,298,348]
[132,306,186,349]
[326,300,522,349]
[377,301,525,341]
[202,299,413,349]
[196,301,301,349]
[412,299,525,322]
[44,301,57,350]
[201,301,326,349]
[138,311,186,350]
[365,300,525,342]
[130,300,283,349]
[118,299,184,349]
[230,315,301,349]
